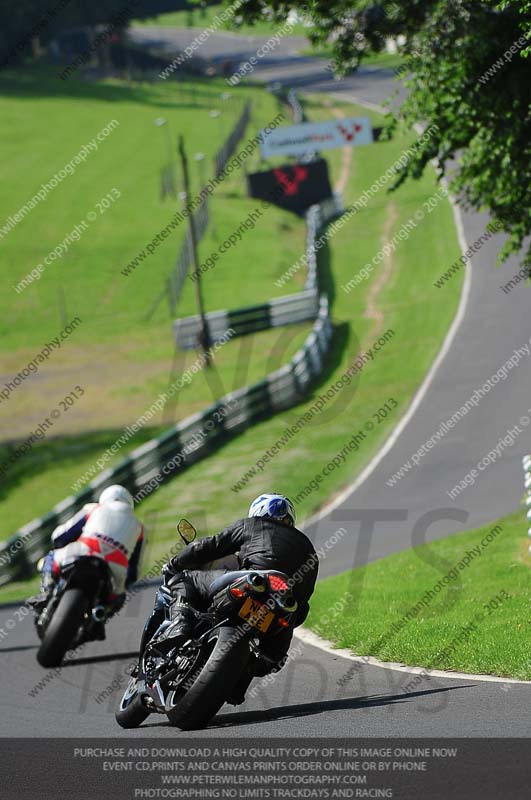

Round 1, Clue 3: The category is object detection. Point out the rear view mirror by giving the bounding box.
[177,519,196,545]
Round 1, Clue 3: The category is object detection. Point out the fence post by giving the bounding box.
[1,96,340,587]
[523,455,531,553]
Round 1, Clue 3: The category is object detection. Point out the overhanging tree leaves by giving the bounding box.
[235,0,531,268]
[0,1,206,68]
[0,0,135,67]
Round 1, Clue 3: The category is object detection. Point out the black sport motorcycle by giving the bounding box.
[116,554,298,731]
[32,556,114,668]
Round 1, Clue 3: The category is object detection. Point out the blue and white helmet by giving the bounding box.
[248,494,296,526]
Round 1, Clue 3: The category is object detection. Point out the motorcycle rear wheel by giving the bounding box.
[36,588,88,668]
[165,625,251,730]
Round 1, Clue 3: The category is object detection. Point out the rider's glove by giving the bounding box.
[162,561,179,584]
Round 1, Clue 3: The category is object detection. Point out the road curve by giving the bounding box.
[1,587,529,737]
[1,29,529,741]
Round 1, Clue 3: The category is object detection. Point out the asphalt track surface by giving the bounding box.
[1,29,529,740]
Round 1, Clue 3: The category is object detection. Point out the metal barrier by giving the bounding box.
[174,289,320,349]
[214,101,252,178]
[0,199,338,585]
[173,196,341,349]
[165,196,210,316]
[147,101,252,320]
[171,88,341,349]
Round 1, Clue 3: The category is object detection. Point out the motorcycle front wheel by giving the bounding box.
[115,677,151,729]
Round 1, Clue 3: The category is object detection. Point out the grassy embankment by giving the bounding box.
[307,512,531,680]
[0,74,462,598]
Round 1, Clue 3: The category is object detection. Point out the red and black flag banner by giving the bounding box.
[247,158,333,216]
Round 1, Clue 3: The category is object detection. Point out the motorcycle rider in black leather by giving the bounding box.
[137,494,318,704]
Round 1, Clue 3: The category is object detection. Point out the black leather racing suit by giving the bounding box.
[140,517,319,670]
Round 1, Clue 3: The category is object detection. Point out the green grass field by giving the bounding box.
[298,48,404,72]
[133,3,309,37]
[0,73,463,599]
[0,67,310,532]
[127,101,463,570]
[0,68,299,353]
[306,512,531,680]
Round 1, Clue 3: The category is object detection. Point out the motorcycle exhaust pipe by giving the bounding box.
[92,605,107,623]
[248,573,267,592]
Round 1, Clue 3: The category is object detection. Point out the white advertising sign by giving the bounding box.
[260,116,374,158]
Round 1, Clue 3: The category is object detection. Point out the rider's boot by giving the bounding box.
[137,606,166,666]
[227,653,286,705]
[84,621,106,642]
[226,664,255,706]
[159,597,196,647]
[171,596,195,627]
[28,558,55,609]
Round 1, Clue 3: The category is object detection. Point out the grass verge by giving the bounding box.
[0,67,307,460]
[133,5,309,37]
[298,49,404,72]
[0,90,463,599]
[92,98,462,573]
[0,68,294,353]
[306,512,531,680]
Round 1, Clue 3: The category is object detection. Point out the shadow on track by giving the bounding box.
[62,651,138,668]
[209,685,474,728]
[0,644,38,654]
[137,685,473,730]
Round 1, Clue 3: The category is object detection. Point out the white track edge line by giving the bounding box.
[293,109,525,686]
[302,99,473,528]
[294,628,531,685]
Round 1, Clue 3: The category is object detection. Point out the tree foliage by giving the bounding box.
[0,1,204,68]
[236,0,531,267]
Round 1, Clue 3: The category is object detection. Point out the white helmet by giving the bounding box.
[248,494,296,526]
[99,484,134,509]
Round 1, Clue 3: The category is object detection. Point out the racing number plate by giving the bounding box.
[238,596,274,633]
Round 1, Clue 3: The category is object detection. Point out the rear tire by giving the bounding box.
[37,588,88,668]
[115,678,150,729]
[165,626,250,730]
